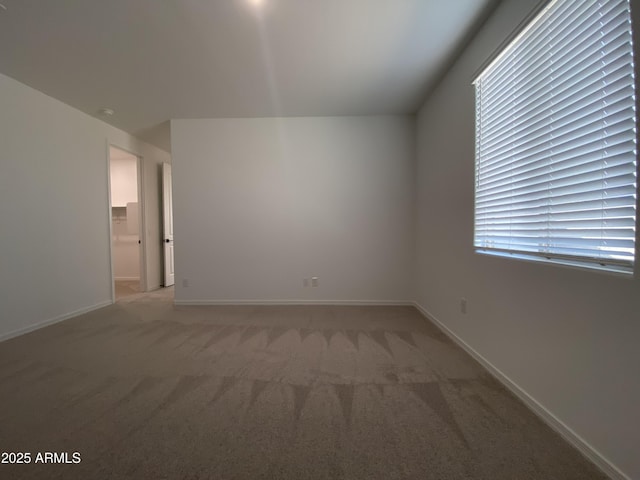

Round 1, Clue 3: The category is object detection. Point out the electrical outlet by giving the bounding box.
[303,278,309,287]
[460,298,467,314]
[182,278,189,288]
[311,277,319,287]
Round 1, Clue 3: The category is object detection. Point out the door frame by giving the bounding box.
[162,162,175,287]
[106,142,148,302]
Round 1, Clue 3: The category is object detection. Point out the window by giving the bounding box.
[473,0,637,274]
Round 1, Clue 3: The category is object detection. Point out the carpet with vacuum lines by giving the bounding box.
[0,288,606,479]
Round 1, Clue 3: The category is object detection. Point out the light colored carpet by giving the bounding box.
[0,288,607,479]
[114,280,141,300]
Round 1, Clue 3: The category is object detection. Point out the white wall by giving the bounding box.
[109,155,138,207]
[0,73,170,340]
[414,1,640,478]
[171,117,415,304]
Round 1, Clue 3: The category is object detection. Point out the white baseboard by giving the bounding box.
[412,302,628,480]
[0,300,113,343]
[114,276,140,281]
[174,299,413,306]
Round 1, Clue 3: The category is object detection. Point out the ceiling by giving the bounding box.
[0,0,496,152]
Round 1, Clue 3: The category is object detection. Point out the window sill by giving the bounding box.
[475,249,635,278]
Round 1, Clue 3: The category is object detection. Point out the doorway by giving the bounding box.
[109,146,145,300]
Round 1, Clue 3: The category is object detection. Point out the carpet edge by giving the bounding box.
[174,299,414,306]
[0,300,113,343]
[412,301,628,480]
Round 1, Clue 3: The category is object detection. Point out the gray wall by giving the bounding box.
[414,1,640,478]
[0,73,170,340]
[171,117,415,304]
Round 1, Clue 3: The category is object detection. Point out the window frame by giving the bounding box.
[471,0,640,277]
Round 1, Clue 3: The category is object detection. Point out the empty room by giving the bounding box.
[0,0,638,479]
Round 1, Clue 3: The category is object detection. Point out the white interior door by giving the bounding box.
[162,163,175,287]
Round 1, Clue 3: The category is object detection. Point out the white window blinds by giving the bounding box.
[474,0,637,273]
